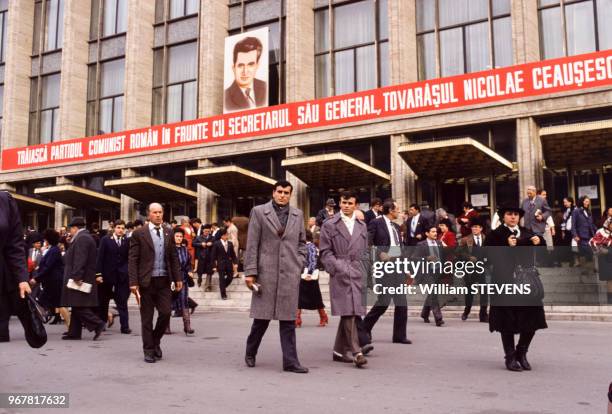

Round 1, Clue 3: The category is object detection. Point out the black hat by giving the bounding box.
[325,198,336,207]
[497,204,524,218]
[68,216,86,227]
[469,216,485,228]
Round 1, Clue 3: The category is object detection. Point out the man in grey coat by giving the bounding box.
[319,190,369,368]
[61,217,105,340]
[244,180,309,373]
[521,185,551,238]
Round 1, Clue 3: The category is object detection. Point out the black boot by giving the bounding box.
[479,307,488,323]
[501,333,522,372]
[461,306,470,321]
[516,331,535,371]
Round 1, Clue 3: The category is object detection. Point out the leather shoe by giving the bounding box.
[154,345,163,360]
[144,354,156,363]
[461,312,468,321]
[353,354,367,368]
[333,353,353,363]
[62,335,81,340]
[121,328,132,334]
[422,316,430,323]
[435,319,445,327]
[516,349,531,371]
[283,365,309,373]
[393,338,412,344]
[479,312,489,323]
[245,355,256,367]
[505,355,523,372]
[361,344,374,355]
[93,323,105,341]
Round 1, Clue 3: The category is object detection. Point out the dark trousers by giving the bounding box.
[0,289,30,341]
[421,294,443,322]
[334,316,361,356]
[68,307,104,338]
[97,277,130,330]
[361,294,408,343]
[139,276,172,355]
[245,319,300,369]
[218,267,233,297]
[464,273,488,314]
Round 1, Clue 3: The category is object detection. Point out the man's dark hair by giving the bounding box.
[438,218,453,229]
[273,180,293,193]
[43,229,60,246]
[223,217,232,223]
[382,199,396,215]
[340,190,358,203]
[233,36,263,65]
[203,224,212,230]
[218,228,228,237]
[371,198,382,208]
[170,219,177,225]
[114,219,126,227]
[463,201,473,209]
[126,221,134,229]
[425,225,437,233]
[409,203,420,211]
[173,227,185,236]
[134,219,144,227]
[191,218,202,225]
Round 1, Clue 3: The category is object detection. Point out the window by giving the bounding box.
[0,1,7,63]
[152,42,198,124]
[416,0,512,80]
[90,0,127,39]
[169,0,199,19]
[33,0,65,53]
[228,0,286,106]
[87,59,125,136]
[315,0,388,98]
[538,0,612,59]
[29,73,61,144]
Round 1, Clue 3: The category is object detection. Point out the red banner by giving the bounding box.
[2,50,612,171]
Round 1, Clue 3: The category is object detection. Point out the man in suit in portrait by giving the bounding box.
[129,203,181,363]
[96,219,131,334]
[211,228,238,300]
[224,36,268,113]
[361,199,411,348]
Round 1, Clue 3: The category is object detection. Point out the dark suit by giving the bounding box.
[458,234,488,315]
[224,79,267,112]
[96,234,130,330]
[364,209,380,225]
[128,224,181,356]
[404,214,429,246]
[192,233,214,285]
[0,192,30,342]
[414,239,445,323]
[361,217,408,344]
[571,208,597,251]
[62,229,104,338]
[211,240,238,298]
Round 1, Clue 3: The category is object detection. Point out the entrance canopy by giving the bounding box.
[34,184,120,208]
[398,137,515,179]
[185,165,276,197]
[281,152,390,188]
[104,176,197,203]
[3,191,55,211]
[540,119,612,168]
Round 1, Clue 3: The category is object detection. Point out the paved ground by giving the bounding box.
[1,311,611,414]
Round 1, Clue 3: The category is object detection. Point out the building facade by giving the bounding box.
[0,0,610,230]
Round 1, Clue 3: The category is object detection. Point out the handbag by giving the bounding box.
[513,265,544,302]
[186,273,195,287]
[24,294,48,348]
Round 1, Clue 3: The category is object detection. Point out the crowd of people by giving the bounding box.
[1,181,611,373]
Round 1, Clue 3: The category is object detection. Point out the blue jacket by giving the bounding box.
[571,208,597,242]
[34,245,64,308]
[96,234,129,284]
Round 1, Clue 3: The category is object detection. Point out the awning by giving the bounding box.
[281,152,390,188]
[185,165,276,197]
[104,176,197,203]
[540,119,612,168]
[34,184,120,208]
[398,137,515,179]
[3,191,55,211]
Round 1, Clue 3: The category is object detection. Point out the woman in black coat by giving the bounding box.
[485,204,547,372]
[32,229,68,327]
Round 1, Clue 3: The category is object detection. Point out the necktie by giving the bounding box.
[155,227,161,238]
[475,236,480,247]
[245,88,255,106]
[117,238,121,247]
[223,242,228,253]
[391,225,400,245]
[429,242,439,259]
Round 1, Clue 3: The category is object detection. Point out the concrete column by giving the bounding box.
[57,0,91,140]
[516,117,543,201]
[388,0,418,85]
[285,0,315,102]
[120,169,138,221]
[286,147,309,218]
[2,1,35,149]
[197,159,218,224]
[124,0,155,129]
[54,176,74,229]
[199,0,228,118]
[511,0,540,64]
[390,134,416,211]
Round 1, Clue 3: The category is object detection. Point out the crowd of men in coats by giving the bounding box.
[2,180,611,372]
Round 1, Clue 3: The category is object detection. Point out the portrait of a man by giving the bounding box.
[224,36,268,113]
